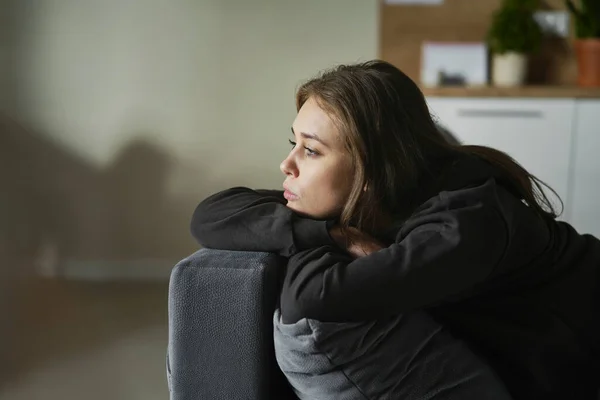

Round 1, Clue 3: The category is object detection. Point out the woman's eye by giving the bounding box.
[288,139,318,157]
[305,147,318,157]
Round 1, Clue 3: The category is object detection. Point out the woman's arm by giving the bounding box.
[190,187,334,257]
[279,183,509,324]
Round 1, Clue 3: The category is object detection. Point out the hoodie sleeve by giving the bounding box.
[190,187,334,257]
[279,182,509,324]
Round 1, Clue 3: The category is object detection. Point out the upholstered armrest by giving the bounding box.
[167,248,297,400]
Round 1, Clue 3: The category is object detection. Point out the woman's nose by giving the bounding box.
[280,156,298,177]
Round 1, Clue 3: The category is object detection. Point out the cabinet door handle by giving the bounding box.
[457,109,543,118]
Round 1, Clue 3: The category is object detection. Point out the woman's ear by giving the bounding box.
[363,183,368,192]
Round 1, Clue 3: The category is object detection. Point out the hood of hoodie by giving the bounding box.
[378,154,511,243]
[436,154,509,193]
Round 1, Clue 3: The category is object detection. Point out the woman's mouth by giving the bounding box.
[283,189,299,201]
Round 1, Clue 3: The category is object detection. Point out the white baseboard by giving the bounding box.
[47,259,179,281]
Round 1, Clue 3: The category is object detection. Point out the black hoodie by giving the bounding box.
[191,156,600,399]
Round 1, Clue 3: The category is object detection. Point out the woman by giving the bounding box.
[191,60,599,399]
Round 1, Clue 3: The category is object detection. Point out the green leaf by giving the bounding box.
[487,1,543,53]
[566,0,600,38]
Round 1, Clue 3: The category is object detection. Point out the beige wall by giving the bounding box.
[8,0,378,277]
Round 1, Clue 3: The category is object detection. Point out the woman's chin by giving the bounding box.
[286,203,313,218]
[285,203,335,221]
[285,202,302,213]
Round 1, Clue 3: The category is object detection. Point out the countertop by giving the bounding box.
[421,85,600,99]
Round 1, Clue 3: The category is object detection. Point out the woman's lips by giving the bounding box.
[283,189,299,201]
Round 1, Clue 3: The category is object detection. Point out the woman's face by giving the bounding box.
[280,97,354,219]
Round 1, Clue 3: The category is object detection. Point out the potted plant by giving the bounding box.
[566,0,600,87]
[487,0,543,87]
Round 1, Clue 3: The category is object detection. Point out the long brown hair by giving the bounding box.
[296,60,561,235]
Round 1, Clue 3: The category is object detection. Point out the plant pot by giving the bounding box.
[575,39,600,87]
[492,52,528,87]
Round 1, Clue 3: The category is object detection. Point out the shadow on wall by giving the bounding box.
[0,116,199,267]
[105,140,197,260]
[0,114,201,389]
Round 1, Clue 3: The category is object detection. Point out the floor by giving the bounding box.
[1,278,170,400]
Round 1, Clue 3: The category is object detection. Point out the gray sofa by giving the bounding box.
[167,248,296,400]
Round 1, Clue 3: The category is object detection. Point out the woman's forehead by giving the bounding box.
[293,98,341,145]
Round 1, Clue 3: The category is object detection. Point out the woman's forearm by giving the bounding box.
[190,187,334,256]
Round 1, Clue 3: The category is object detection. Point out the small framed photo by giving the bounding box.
[420,42,489,87]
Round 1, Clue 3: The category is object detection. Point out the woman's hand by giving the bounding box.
[329,225,385,258]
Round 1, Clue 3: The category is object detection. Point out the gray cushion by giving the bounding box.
[274,309,513,400]
[167,249,297,400]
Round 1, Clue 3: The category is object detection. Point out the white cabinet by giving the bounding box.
[426,98,575,221]
[570,101,600,238]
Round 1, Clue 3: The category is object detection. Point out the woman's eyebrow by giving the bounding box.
[290,127,330,148]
